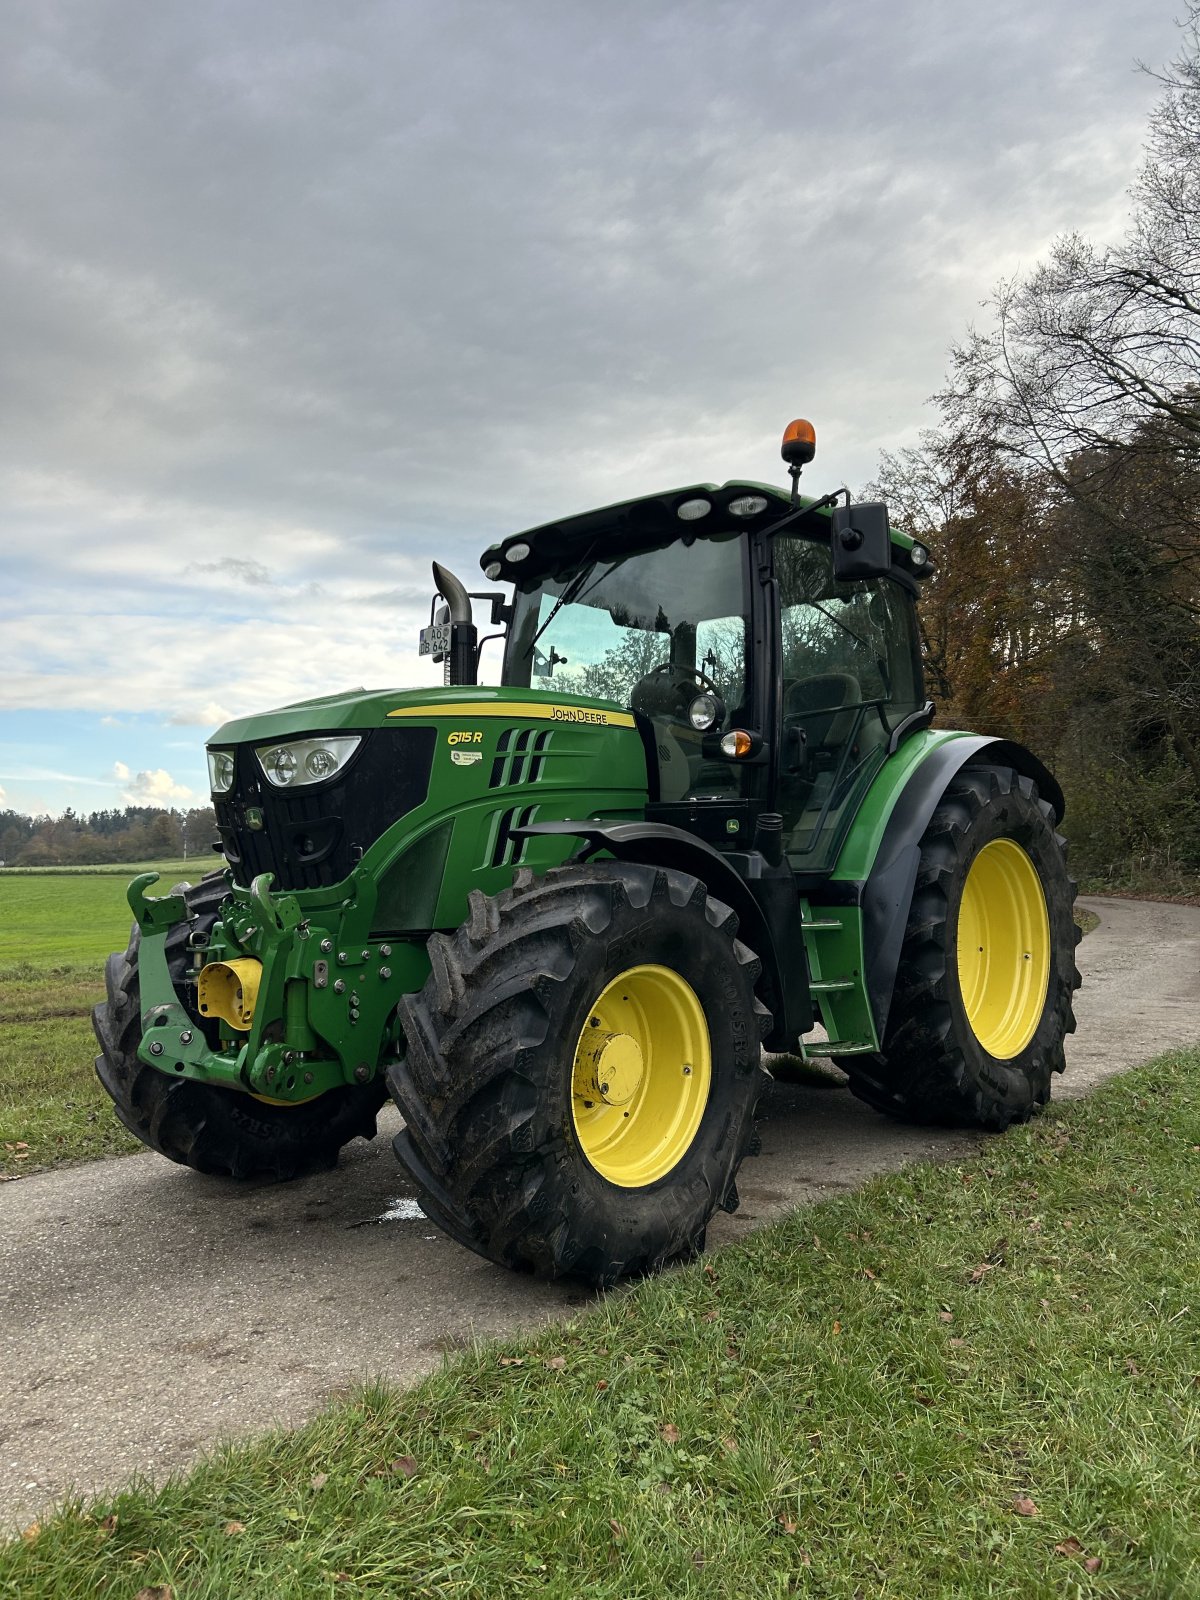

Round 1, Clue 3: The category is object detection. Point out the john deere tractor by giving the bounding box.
[94,420,1080,1284]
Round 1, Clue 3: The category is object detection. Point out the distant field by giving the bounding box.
[0,855,195,878]
[0,860,220,1176]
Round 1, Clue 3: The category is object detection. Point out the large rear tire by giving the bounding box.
[846,764,1080,1130]
[388,861,771,1284]
[93,875,386,1179]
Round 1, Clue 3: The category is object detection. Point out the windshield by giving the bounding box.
[503,534,749,716]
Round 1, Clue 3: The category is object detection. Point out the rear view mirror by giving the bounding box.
[831,502,892,581]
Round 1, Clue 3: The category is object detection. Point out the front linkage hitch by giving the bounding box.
[126,868,415,1104]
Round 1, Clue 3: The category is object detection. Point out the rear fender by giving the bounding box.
[844,735,1065,1039]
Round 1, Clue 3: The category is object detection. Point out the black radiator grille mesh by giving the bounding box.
[213,726,437,890]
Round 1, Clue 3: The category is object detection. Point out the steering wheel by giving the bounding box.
[646,662,722,696]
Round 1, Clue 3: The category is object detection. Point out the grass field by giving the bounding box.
[4,1045,1198,1599]
[0,861,209,1175]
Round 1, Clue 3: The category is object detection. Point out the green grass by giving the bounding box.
[5,1047,1199,1599]
[0,862,208,1175]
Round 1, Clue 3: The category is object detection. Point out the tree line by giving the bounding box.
[0,806,218,868]
[873,7,1200,889]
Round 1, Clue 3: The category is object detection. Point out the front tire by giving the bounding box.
[846,764,1080,1130]
[388,861,771,1284]
[93,876,386,1179]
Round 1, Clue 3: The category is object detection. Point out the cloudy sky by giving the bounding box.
[0,0,1182,817]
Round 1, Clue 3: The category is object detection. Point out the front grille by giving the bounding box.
[214,727,437,890]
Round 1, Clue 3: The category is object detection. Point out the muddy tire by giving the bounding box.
[93,874,386,1179]
[846,764,1080,1130]
[388,861,771,1284]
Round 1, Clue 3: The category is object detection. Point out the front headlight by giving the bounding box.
[207,749,235,794]
[255,735,362,789]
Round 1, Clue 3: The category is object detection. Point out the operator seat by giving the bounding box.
[784,672,861,745]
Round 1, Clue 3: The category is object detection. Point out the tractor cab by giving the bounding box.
[434,421,934,873]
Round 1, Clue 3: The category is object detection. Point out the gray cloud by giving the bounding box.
[0,0,1185,726]
[188,557,273,586]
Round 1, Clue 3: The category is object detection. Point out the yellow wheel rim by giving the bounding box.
[956,838,1051,1059]
[571,964,711,1188]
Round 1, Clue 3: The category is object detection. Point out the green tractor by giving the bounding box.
[94,420,1080,1284]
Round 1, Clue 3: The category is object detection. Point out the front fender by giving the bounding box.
[513,818,812,1050]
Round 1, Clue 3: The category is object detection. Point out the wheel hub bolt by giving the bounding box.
[179,1030,193,1045]
[320,938,333,953]
[149,1041,164,1056]
[354,1064,370,1083]
[334,979,346,994]
[379,966,391,980]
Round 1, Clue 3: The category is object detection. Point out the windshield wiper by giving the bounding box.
[523,548,617,657]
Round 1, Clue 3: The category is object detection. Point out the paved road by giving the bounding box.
[2,896,1198,1528]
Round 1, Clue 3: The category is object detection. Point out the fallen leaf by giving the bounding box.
[21,1521,39,1543]
[660,1422,680,1444]
[99,1514,119,1533]
[134,1588,174,1600]
[702,1309,719,1323]
[720,1435,739,1455]
[832,1320,842,1335]
[1084,1557,1102,1573]
[968,1263,997,1283]
[311,1472,329,1491]
[333,1574,353,1585]
[1054,1538,1083,1556]
[863,1268,877,1280]
[938,1310,954,1323]
[949,1338,967,1348]
[595,1379,609,1390]
[14,1142,29,1150]
[1125,1359,1140,1375]
[224,1520,246,1536]
[390,1456,419,1479]
[609,1518,625,1538]
[544,1356,566,1371]
[498,1357,524,1368]
[777,1513,798,1535]
[1012,1496,1039,1517]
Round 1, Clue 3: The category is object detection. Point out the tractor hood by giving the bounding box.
[208,684,632,747]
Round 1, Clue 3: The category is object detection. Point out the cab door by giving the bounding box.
[772,533,924,870]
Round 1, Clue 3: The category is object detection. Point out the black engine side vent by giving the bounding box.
[489,728,552,788]
[490,804,538,868]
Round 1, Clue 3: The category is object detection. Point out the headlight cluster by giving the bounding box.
[207,750,235,794]
[256,736,362,788]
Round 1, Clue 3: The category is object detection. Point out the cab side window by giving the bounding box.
[775,536,922,863]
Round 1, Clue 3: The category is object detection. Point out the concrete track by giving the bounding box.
[2,895,1197,1527]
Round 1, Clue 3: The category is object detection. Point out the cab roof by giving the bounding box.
[479,480,916,585]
